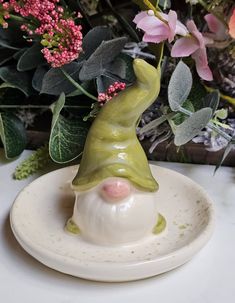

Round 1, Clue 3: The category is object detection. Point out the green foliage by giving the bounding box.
[79,37,128,81]
[168,61,192,112]
[214,142,234,174]
[203,91,220,114]
[0,112,27,159]
[14,145,51,180]
[81,26,113,60]
[172,100,195,126]
[17,42,45,71]
[41,62,82,95]
[49,93,90,163]
[0,66,33,96]
[0,20,25,50]
[0,48,16,66]
[174,108,213,146]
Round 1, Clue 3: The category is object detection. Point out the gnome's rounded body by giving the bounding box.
[68,59,163,245]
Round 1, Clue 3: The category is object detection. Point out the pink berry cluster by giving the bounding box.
[0,1,10,28]
[98,82,126,104]
[0,0,83,67]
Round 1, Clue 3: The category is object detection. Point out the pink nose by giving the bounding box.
[101,180,131,202]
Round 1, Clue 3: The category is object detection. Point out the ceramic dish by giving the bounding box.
[10,164,215,282]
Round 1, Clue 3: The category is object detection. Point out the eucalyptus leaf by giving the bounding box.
[0,66,33,96]
[172,100,194,126]
[168,61,192,111]
[96,76,115,94]
[104,57,127,80]
[0,112,27,159]
[17,42,45,71]
[203,90,220,114]
[81,26,113,60]
[174,107,212,146]
[67,81,92,97]
[148,43,164,68]
[41,62,82,95]
[49,93,89,163]
[214,142,234,173]
[0,20,25,50]
[0,48,16,66]
[32,65,49,92]
[79,37,127,81]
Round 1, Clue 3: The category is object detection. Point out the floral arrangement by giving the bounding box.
[0,0,234,178]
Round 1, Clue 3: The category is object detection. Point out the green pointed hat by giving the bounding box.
[72,59,161,192]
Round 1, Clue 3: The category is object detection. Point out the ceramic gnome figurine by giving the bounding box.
[66,59,166,245]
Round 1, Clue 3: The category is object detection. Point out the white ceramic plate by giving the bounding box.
[10,165,215,282]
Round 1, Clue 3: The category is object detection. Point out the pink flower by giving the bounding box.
[228,8,235,39]
[204,14,227,41]
[171,20,213,81]
[133,10,188,43]
[98,82,126,104]
[6,0,83,67]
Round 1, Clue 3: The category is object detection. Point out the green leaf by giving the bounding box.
[32,65,48,92]
[168,61,192,111]
[67,81,92,97]
[203,90,220,114]
[0,112,27,159]
[118,54,136,83]
[148,43,164,68]
[49,93,89,163]
[214,142,234,173]
[41,62,82,95]
[96,76,115,94]
[174,107,212,146]
[81,26,113,60]
[0,48,16,66]
[0,20,25,50]
[79,37,127,81]
[0,66,33,96]
[172,100,195,126]
[17,42,45,71]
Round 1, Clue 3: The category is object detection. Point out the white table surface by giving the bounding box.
[1,149,235,303]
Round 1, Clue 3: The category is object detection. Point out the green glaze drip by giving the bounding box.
[72,59,161,192]
[65,218,80,235]
[152,214,166,235]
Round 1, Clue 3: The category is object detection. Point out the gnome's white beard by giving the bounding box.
[71,178,159,245]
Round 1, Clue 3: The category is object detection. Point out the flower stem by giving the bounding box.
[121,49,156,59]
[143,0,167,24]
[9,14,26,23]
[60,68,98,101]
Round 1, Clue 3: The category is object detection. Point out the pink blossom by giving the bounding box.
[0,0,10,28]
[229,8,235,39]
[171,20,213,81]
[5,0,83,67]
[98,82,126,104]
[133,10,188,43]
[204,14,227,41]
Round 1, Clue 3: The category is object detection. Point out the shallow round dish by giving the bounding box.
[10,164,215,282]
